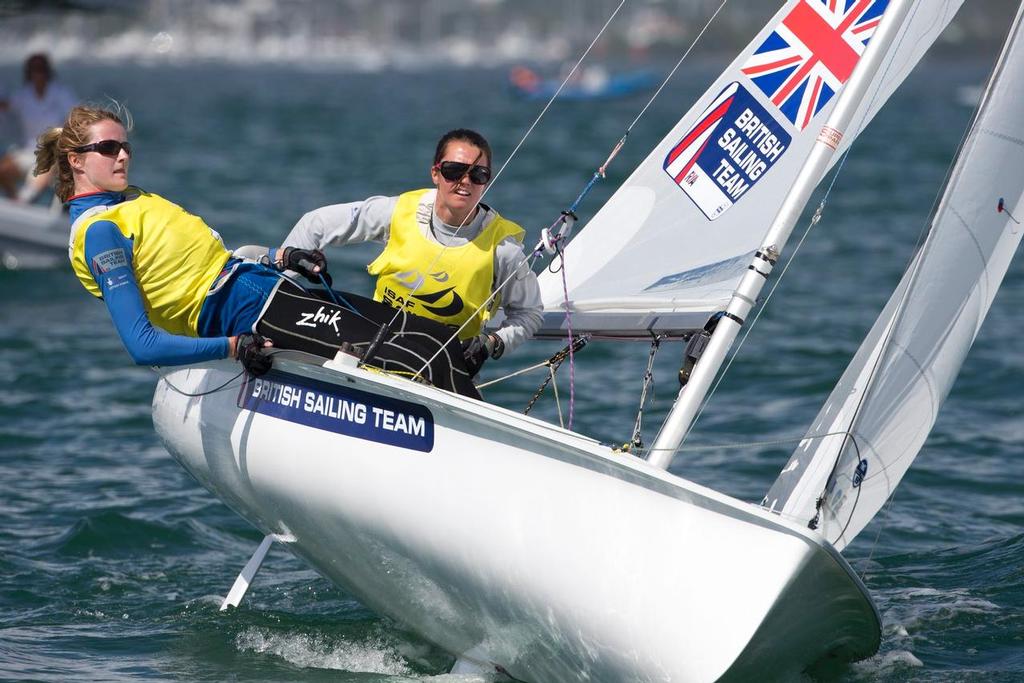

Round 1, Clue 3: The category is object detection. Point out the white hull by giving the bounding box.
[152,356,879,682]
[0,198,67,269]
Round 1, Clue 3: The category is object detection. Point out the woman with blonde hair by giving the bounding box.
[38,104,479,396]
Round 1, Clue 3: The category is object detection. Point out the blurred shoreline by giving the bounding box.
[0,0,1016,70]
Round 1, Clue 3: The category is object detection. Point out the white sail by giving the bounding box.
[765,3,1024,552]
[536,0,964,338]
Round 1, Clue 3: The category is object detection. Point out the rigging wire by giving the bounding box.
[360,0,627,367]
[554,0,730,224]
[800,0,990,543]
[514,0,729,419]
[489,342,590,427]
[629,335,662,450]
[865,488,900,569]
[488,0,628,195]
[476,355,562,389]
[671,1,927,468]
[665,0,987,558]
[519,335,590,417]
[413,0,732,398]
[625,0,728,134]
[558,245,578,428]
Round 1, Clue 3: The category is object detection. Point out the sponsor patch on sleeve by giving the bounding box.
[663,81,790,221]
[92,248,128,274]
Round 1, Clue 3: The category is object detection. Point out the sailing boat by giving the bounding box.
[151,0,1023,680]
[0,197,67,269]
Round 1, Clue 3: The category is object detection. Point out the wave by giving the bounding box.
[45,509,197,557]
[235,626,414,676]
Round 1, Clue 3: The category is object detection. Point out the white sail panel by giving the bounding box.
[537,0,964,338]
[765,3,1024,551]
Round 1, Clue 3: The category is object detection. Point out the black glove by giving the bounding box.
[278,247,330,284]
[461,333,504,377]
[236,333,272,376]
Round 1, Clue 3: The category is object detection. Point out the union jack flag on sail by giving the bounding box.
[741,0,889,131]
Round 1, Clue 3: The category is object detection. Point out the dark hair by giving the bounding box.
[24,53,52,82]
[433,128,492,167]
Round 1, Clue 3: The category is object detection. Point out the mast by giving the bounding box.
[765,0,1024,547]
[646,0,915,471]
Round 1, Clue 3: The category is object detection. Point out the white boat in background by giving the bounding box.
[0,196,67,269]
[151,0,1024,680]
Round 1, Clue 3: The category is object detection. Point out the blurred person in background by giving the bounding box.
[283,128,543,378]
[0,53,77,203]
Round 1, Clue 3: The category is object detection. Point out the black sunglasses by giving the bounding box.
[433,160,491,185]
[73,139,132,157]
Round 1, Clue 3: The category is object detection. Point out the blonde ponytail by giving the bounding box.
[36,103,131,202]
[33,127,66,197]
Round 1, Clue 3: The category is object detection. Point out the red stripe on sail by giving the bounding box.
[674,137,712,184]
[665,96,733,167]
[741,54,802,76]
[801,75,823,130]
[772,0,866,106]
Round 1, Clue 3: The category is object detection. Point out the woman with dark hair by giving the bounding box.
[284,128,543,377]
[36,104,479,397]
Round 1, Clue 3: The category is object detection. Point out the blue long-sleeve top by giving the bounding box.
[69,191,231,366]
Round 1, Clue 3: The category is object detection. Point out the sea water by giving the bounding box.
[1,57,1022,682]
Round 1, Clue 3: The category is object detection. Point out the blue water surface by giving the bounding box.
[1,54,1022,682]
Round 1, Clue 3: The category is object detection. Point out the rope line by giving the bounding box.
[555,0,731,228]
[807,0,984,560]
[625,0,729,134]
[559,248,577,428]
[362,0,628,357]
[154,366,246,397]
[419,0,733,405]
[667,2,925,462]
[522,335,591,417]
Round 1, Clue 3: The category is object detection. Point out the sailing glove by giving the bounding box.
[272,247,332,285]
[236,333,273,377]
[461,333,504,376]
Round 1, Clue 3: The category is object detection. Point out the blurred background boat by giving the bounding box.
[0,197,66,269]
[509,64,658,101]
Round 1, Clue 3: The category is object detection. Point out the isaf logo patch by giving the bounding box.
[384,270,465,318]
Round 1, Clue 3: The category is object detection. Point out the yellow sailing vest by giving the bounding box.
[68,188,232,336]
[368,189,525,339]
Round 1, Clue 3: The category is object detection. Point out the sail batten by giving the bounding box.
[537,0,966,337]
[765,3,1024,551]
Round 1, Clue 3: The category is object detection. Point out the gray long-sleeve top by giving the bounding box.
[282,191,542,353]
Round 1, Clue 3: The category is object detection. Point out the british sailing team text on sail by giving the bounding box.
[248,376,427,437]
[712,108,788,198]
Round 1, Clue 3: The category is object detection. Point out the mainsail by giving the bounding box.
[764,2,1024,552]
[536,0,964,338]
